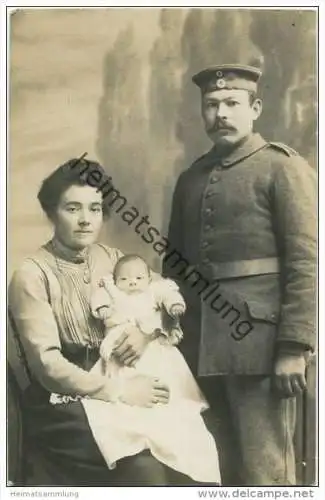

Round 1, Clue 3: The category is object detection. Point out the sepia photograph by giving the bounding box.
[5,2,319,493]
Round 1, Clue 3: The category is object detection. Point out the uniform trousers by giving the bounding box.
[199,376,296,486]
[179,299,297,487]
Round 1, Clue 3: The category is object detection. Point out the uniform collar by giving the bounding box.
[213,132,267,168]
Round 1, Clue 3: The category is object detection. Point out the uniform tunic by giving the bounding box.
[164,132,316,376]
[163,132,317,485]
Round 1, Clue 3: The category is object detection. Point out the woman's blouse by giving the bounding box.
[8,241,122,397]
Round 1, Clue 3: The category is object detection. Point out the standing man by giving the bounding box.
[163,64,316,485]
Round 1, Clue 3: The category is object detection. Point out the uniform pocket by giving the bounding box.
[198,287,280,376]
[245,300,279,325]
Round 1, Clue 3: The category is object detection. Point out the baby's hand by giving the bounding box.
[96,306,112,320]
[169,303,185,319]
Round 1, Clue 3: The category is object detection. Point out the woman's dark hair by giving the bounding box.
[37,157,110,219]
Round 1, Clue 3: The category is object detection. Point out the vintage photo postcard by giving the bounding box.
[2,2,322,499]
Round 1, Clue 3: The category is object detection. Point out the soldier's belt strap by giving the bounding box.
[202,257,280,280]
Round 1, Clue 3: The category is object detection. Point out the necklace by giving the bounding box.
[82,260,91,284]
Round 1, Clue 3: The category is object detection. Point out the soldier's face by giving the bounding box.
[201,89,262,146]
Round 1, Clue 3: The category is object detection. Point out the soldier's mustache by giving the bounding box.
[209,122,235,132]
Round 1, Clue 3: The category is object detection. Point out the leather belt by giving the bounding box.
[192,257,280,281]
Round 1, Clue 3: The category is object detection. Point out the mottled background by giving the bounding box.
[9,8,317,275]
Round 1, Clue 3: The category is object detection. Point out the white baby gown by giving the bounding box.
[51,279,220,483]
[82,339,220,484]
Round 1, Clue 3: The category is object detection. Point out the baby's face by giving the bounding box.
[115,260,150,294]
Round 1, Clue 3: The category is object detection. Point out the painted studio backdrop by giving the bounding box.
[9,8,317,275]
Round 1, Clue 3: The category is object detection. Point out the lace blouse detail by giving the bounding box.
[28,242,123,349]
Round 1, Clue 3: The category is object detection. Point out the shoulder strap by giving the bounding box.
[268,142,299,157]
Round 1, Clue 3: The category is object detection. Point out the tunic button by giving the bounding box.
[202,241,209,248]
[210,176,220,184]
[205,190,214,198]
[202,258,210,265]
[205,208,212,215]
[204,224,211,231]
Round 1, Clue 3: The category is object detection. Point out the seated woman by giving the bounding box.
[8,158,219,486]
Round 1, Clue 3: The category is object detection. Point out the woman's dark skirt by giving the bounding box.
[20,346,216,486]
[22,378,212,486]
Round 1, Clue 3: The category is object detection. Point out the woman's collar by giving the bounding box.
[50,237,89,264]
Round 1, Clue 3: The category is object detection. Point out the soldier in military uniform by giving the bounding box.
[163,64,316,485]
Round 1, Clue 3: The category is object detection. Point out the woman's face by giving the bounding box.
[52,184,104,250]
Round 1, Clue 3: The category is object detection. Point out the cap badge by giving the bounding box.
[216,78,226,89]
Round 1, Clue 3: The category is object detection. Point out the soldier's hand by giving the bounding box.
[273,353,307,398]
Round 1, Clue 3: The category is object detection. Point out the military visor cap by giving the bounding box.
[192,64,262,93]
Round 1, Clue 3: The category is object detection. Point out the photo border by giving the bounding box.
[1,3,323,499]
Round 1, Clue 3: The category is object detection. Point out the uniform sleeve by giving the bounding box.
[272,156,317,351]
[8,262,110,397]
[162,175,184,281]
[152,278,186,315]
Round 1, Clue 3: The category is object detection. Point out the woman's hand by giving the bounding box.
[112,324,153,366]
[119,375,170,407]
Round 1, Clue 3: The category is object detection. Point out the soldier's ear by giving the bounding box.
[252,98,263,120]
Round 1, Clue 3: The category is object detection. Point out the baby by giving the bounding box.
[50,255,220,483]
[91,254,186,375]
[84,255,220,484]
